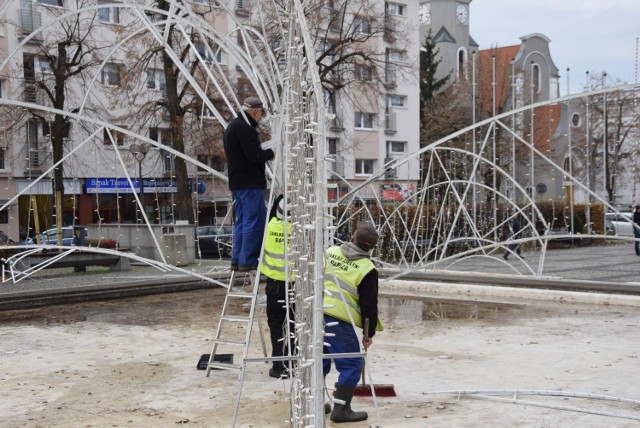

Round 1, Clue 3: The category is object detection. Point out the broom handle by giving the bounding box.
[362,318,369,386]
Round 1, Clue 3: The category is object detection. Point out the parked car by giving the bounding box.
[605,212,634,237]
[0,231,15,245]
[196,225,233,258]
[37,226,88,246]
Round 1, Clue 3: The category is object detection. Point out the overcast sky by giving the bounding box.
[470,0,640,95]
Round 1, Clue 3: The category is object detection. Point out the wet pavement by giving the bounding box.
[1,280,640,427]
[2,241,640,307]
[1,243,640,426]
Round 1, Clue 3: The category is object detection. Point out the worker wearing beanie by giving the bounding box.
[322,222,383,423]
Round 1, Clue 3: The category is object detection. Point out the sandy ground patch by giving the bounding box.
[1,286,640,427]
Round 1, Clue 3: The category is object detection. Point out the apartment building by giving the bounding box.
[324,0,421,203]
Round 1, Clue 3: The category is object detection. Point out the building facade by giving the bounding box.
[0,0,424,241]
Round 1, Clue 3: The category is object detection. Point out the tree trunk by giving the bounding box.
[162,49,194,224]
[52,41,68,225]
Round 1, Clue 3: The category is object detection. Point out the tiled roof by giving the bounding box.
[524,105,563,153]
[478,45,521,114]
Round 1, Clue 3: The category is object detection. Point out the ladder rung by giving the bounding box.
[221,315,250,322]
[228,291,254,298]
[213,338,246,346]
[207,362,242,371]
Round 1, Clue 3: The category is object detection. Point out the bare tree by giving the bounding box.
[570,75,639,204]
[16,0,105,228]
[117,0,233,224]
[263,1,415,138]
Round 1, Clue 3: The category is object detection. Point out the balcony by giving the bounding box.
[329,114,344,132]
[384,158,397,179]
[328,154,345,177]
[384,63,397,88]
[384,112,397,135]
[24,148,49,176]
[327,7,342,33]
[23,81,48,106]
[383,17,396,43]
[235,0,250,17]
[19,8,43,42]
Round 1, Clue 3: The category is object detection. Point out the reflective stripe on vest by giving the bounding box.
[260,217,292,281]
[323,246,377,330]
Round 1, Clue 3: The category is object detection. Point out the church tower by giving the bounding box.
[419,0,478,82]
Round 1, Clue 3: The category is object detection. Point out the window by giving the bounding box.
[103,128,125,146]
[324,89,336,112]
[150,127,172,171]
[195,40,214,62]
[146,69,166,92]
[37,0,63,6]
[23,54,35,82]
[162,150,174,172]
[37,57,51,74]
[98,0,120,23]
[353,16,371,34]
[328,138,337,156]
[43,120,71,139]
[101,63,122,86]
[387,49,405,63]
[319,38,336,63]
[571,112,581,128]
[355,159,374,175]
[0,148,6,170]
[354,112,373,129]
[0,80,3,98]
[457,48,467,80]
[196,155,208,172]
[386,2,405,16]
[532,63,541,93]
[26,119,39,168]
[387,141,405,154]
[388,95,406,108]
[354,64,371,81]
[150,127,171,144]
[327,138,344,175]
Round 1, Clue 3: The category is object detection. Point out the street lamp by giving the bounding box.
[129,142,150,223]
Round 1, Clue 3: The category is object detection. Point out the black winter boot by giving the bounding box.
[330,384,368,423]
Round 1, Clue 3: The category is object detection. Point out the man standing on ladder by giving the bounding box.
[261,195,295,379]
[223,97,275,272]
[323,222,383,423]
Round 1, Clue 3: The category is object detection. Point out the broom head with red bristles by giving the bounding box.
[353,318,397,397]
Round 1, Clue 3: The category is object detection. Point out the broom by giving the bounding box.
[353,318,397,397]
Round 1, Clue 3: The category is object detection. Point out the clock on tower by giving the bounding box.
[456,2,468,25]
[419,3,431,25]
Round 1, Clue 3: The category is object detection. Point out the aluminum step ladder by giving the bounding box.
[205,269,267,375]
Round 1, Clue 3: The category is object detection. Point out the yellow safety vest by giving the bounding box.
[323,246,383,331]
[260,217,292,281]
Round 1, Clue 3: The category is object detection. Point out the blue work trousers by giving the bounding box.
[323,314,363,387]
[231,189,266,268]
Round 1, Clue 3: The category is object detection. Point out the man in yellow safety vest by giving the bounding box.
[323,222,382,423]
[261,195,294,379]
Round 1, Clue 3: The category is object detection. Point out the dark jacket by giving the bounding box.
[358,268,379,339]
[223,113,274,191]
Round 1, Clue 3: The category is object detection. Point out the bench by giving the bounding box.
[16,251,131,272]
